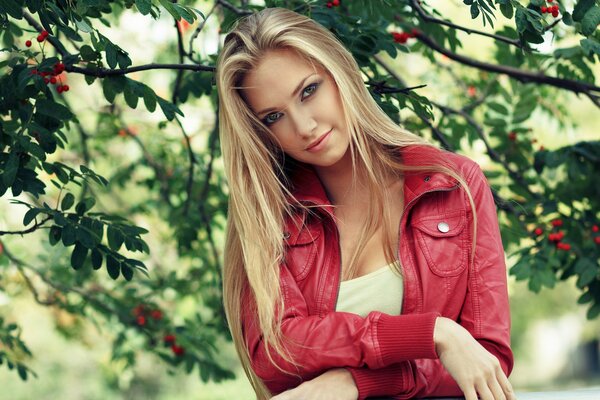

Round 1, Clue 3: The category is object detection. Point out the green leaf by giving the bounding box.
[49,225,62,246]
[581,6,600,36]
[23,208,41,226]
[17,365,27,381]
[61,223,77,246]
[124,81,139,109]
[515,8,528,34]
[36,100,74,120]
[0,0,23,19]
[75,197,96,215]
[2,152,19,186]
[143,85,157,112]
[500,3,513,19]
[107,225,124,251]
[588,302,600,319]
[106,254,120,280]
[121,264,134,281]
[71,242,88,270]
[470,3,480,19]
[573,0,595,22]
[172,3,195,23]
[487,102,509,115]
[91,248,103,270]
[136,0,152,15]
[581,38,600,57]
[80,45,97,61]
[105,42,118,69]
[61,192,75,211]
[157,96,184,120]
[158,0,179,20]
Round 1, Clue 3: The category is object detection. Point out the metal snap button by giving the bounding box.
[437,222,450,233]
[283,232,291,239]
[424,176,431,182]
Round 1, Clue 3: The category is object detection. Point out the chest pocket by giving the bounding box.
[284,220,322,281]
[411,209,468,277]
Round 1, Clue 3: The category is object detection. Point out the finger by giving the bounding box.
[462,386,479,400]
[496,367,516,400]
[476,382,495,400]
[487,375,507,400]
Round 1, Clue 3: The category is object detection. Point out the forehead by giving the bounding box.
[241,49,322,112]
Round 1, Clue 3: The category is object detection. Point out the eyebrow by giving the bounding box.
[256,73,317,117]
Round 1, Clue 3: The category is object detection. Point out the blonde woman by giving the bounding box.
[216,7,514,400]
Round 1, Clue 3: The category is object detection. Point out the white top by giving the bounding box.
[335,260,404,317]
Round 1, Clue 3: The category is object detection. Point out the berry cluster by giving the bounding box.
[163,333,185,356]
[533,218,571,251]
[326,0,340,8]
[392,29,418,44]
[30,61,69,93]
[541,0,560,18]
[132,304,163,327]
[593,225,600,245]
[25,29,50,47]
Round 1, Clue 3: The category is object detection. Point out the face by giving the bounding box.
[241,48,350,169]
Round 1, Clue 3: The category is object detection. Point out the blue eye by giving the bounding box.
[302,83,318,98]
[264,112,282,124]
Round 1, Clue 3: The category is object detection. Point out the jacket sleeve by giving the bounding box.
[241,264,440,395]
[346,162,514,400]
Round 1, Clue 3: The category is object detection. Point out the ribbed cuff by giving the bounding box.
[376,312,440,365]
[347,363,412,400]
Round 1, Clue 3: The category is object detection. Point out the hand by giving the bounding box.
[270,368,358,400]
[434,317,516,400]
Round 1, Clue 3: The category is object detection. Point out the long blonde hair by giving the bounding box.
[216,7,475,399]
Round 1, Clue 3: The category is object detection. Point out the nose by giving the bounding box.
[289,106,318,139]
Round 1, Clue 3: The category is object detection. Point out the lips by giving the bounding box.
[306,129,332,150]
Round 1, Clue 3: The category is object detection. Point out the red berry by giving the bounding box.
[557,231,565,240]
[43,77,50,84]
[534,227,543,236]
[132,305,145,316]
[41,30,49,37]
[332,0,340,5]
[50,77,57,84]
[326,2,332,7]
[26,40,32,47]
[57,86,63,93]
[164,334,176,344]
[551,219,563,227]
[594,237,600,244]
[558,243,571,251]
[508,132,517,141]
[552,10,558,17]
[593,225,599,233]
[151,310,163,320]
[548,0,553,3]
[467,86,477,97]
[37,34,44,42]
[136,315,146,326]
[63,85,69,92]
[411,28,419,37]
[541,6,547,13]
[171,344,185,356]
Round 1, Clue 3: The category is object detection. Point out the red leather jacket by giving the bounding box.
[242,145,513,399]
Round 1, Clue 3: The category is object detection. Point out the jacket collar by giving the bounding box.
[286,145,459,217]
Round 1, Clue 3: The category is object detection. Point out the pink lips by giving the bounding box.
[306,129,332,151]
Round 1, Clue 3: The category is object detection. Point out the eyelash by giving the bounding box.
[263,82,320,125]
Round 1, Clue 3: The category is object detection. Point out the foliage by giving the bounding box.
[0,0,599,387]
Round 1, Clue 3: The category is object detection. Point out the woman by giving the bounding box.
[216,7,514,400]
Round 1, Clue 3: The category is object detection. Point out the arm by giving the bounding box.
[345,163,514,399]
[242,265,440,395]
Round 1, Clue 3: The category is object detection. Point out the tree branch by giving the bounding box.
[408,0,524,49]
[0,216,53,236]
[413,31,600,106]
